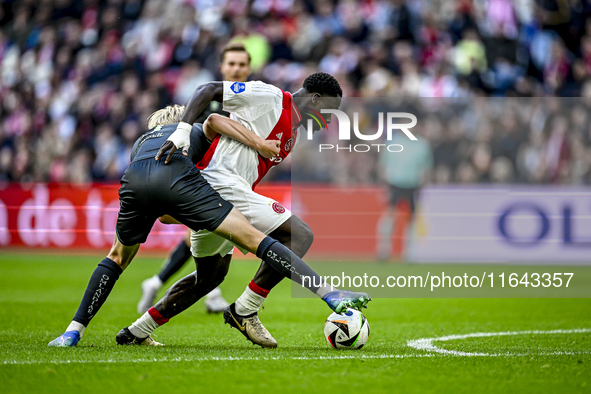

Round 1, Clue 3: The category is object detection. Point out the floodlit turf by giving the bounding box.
[0,252,590,394]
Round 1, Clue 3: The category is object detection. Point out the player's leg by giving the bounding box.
[117,166,239,346]
[137,227,229,314]
[121,206,369,346]
[134,213,315,348]
[233,215,313,316]
[195,184,341,307]
[221,216,313,347]
[137,229,192,313]
[156,254,231,318]
[126,217,303,348]
[402,188,419,260]
[390,187,416,259]
[119,171,369,347]
[48,236,141,347]
[49,158,162,347]
[158,230,193,283]
[201,242,231,312]
[213,208,371,313]
[117,211,368,348]
[118,253,233,345]
[376,184,396,260]
[124,215,288,348]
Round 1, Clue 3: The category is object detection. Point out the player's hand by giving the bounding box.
[257,139,281,159]
[155,122,192,164]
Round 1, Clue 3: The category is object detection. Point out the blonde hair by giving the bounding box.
[147,104,186,129]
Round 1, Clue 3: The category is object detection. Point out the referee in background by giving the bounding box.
[376,129,433,261]
[137,42,252,314]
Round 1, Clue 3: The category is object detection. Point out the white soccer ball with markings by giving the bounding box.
[324,308,370,349]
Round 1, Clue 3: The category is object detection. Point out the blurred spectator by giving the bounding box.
[0,0,591,186]
[375,127,433,260]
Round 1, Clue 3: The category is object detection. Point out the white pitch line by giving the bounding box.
[3,328,590,365]
[1,354,435,365]
[407,328,591,357]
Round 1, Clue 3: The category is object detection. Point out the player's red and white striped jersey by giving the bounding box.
[197,81,302,189]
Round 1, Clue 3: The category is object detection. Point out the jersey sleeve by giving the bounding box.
[222,80,283,122]
[187,123,211,164]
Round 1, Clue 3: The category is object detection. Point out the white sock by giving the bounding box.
[147,275,163,290]
[205,286,222,300]
[129,312,160,339]
[235,286,265,316]
[66,321,86,337]
[315,281,335,298]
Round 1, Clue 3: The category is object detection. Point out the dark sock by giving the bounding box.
[158,239,191,283]
[256,236,324,294]
[72,258,123,326]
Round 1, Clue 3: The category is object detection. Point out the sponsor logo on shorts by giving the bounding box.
[272,202,286,214]
[284,137,294,152]
[231,82,246,94]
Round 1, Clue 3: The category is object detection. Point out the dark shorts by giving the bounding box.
[116,156,233,246]
[387,185,419,213]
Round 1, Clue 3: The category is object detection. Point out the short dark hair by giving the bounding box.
[220,42,251,64]
[303,72,342,97]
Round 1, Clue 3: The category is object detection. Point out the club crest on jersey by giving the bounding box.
[272,202,286,214]
[231,82,246,94]
[284,137,294,152]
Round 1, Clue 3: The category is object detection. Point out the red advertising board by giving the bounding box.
[0,183,386,258]
[291,186,386,258]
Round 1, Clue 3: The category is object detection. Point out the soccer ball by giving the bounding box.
[324,308,370,349]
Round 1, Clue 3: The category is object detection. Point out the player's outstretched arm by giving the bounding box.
[204,114,280,158]
[156,82,224,164]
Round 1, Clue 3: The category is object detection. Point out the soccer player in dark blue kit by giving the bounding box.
[48,105,371,347]
[137,42,253,314]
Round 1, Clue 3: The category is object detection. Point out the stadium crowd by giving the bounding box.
[1,0,591,185]
[293,97,591,185]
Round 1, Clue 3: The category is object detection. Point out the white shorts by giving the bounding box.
[190,175,291,258]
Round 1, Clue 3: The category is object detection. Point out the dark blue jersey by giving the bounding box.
[130,123,210,164]
[118,121,232,245]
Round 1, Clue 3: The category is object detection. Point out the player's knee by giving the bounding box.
[106,251,128,270]
[197,268,228,295]
[211,267,229,288]
[291,220,314,257]
[298,220,314,247]
[196,255,231,292]
[303,223,314,249]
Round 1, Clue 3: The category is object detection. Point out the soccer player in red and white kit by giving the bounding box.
[119,73,356,348]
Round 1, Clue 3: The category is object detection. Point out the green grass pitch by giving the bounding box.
[0,252,590,393]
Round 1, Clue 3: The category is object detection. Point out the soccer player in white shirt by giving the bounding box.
[121,73,368,348]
